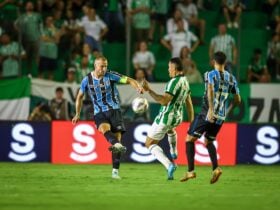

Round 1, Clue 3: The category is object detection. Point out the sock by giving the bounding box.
[168,133,177,155]
[149,144,171,170]
[206,142,218,170]
[104,131,119,145]
[112,152,121,169]
[112,168,118,174]
[186,141,195,172]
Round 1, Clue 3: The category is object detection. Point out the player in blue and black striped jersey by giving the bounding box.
[72,56,144,179]
[180,51,241,184]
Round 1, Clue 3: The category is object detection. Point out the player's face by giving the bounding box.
[94,59,108,77]
[168,62,176,78]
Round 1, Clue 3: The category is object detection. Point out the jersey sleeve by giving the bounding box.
[108,71,128,84]
[231,75,240,94]
[207,71,215,85]
[80,77,88,94]
[165,78,177,96]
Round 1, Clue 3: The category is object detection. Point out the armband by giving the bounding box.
[119,76,128,84]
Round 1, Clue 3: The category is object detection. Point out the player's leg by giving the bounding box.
[111,132,123,179]
[108,110,127,179]
[180,115,205,182]
[205,123,223,184]
[167,129,178,160]
[146,123,176,180]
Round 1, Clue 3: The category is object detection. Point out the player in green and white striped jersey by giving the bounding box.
[142,57,194,180]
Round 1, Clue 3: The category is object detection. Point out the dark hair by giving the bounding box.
[56,87,63,92]
[213,51,227,65]
[169,57,183,71]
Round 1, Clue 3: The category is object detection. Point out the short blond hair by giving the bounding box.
[95,55,107,62]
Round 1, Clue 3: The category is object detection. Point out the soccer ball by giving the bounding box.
[132,97,149,114]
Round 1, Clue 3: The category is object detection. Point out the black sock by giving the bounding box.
[206,142,218,170]
[186,141,195,172]
[112,152,121,169]
[104,131,119,145]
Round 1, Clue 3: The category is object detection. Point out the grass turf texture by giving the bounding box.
[0,163,279,210]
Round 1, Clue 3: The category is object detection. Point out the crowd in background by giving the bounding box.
[0,0,280,85]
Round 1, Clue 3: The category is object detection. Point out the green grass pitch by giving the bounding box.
[0,163,279,210]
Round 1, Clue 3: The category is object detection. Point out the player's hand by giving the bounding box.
[207,110,215,123]
[72,114,80,125]
[137,82,144,94]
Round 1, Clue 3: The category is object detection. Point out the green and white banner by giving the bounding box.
[0,77,31,120]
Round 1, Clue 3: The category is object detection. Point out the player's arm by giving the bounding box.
[142,80,173,105]
[185,94,194,122]
[122,76,144,94]
[72,89,84,124]
[207,83,215,123]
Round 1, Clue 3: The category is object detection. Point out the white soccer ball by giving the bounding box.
[132,97,149,114]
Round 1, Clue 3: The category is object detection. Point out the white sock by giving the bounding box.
[112,168,119,174]
[149,144,171,170]
[168,133,177,155]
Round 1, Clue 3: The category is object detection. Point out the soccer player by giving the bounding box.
[142,57,194,180]
[72,56,143,179]
[180,51,241,184]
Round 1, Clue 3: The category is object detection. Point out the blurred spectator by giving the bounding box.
[0,0,18,36]
[149,0,170,42]
[78,6,108,52]
[166,8,189,34]
[39,15,60,80]
[209,23,237,74]
[134,68,147,82]
[74,43,98,83]
[49,87,72,120]
[266,0,280,34]
[176,0,206,43]
[65,66,78,84]
[37,0,65,14]
[262,0,279,26]
[67,0,88,19]
[128,0,152,42]
[14,1,42,75]
[28,101,52,121]
[132,41,155,81]
[267,33,280,79]
[102,0,125,42]
[222,0,242,29]
[247,48,271,83]
[179,46,203,84]
[161,19,199,58]
[0,33,26,78]
[71,32,84,60]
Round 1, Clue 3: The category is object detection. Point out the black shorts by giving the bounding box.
[188,114,222,141]
[94,109,126,133]
[39,56,57,71]
[151,13,167,25]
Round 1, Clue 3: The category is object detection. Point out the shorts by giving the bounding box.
[39,57,57,71]
[188,114,222,141]
[94,109,126,133]
[147,122,175,141]
[151,13,167,25]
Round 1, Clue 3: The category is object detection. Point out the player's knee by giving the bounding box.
[186,135,197,142]
[98,123,111,134]
[167,129,176,135]
[145,137,157,148]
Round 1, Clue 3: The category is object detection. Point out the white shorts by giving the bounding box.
[147,122,175,141]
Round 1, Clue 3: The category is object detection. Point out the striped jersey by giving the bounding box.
[201,69,239,124]
[80,71,125,115]
[155,75,191,126]
[210,34,235,62]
